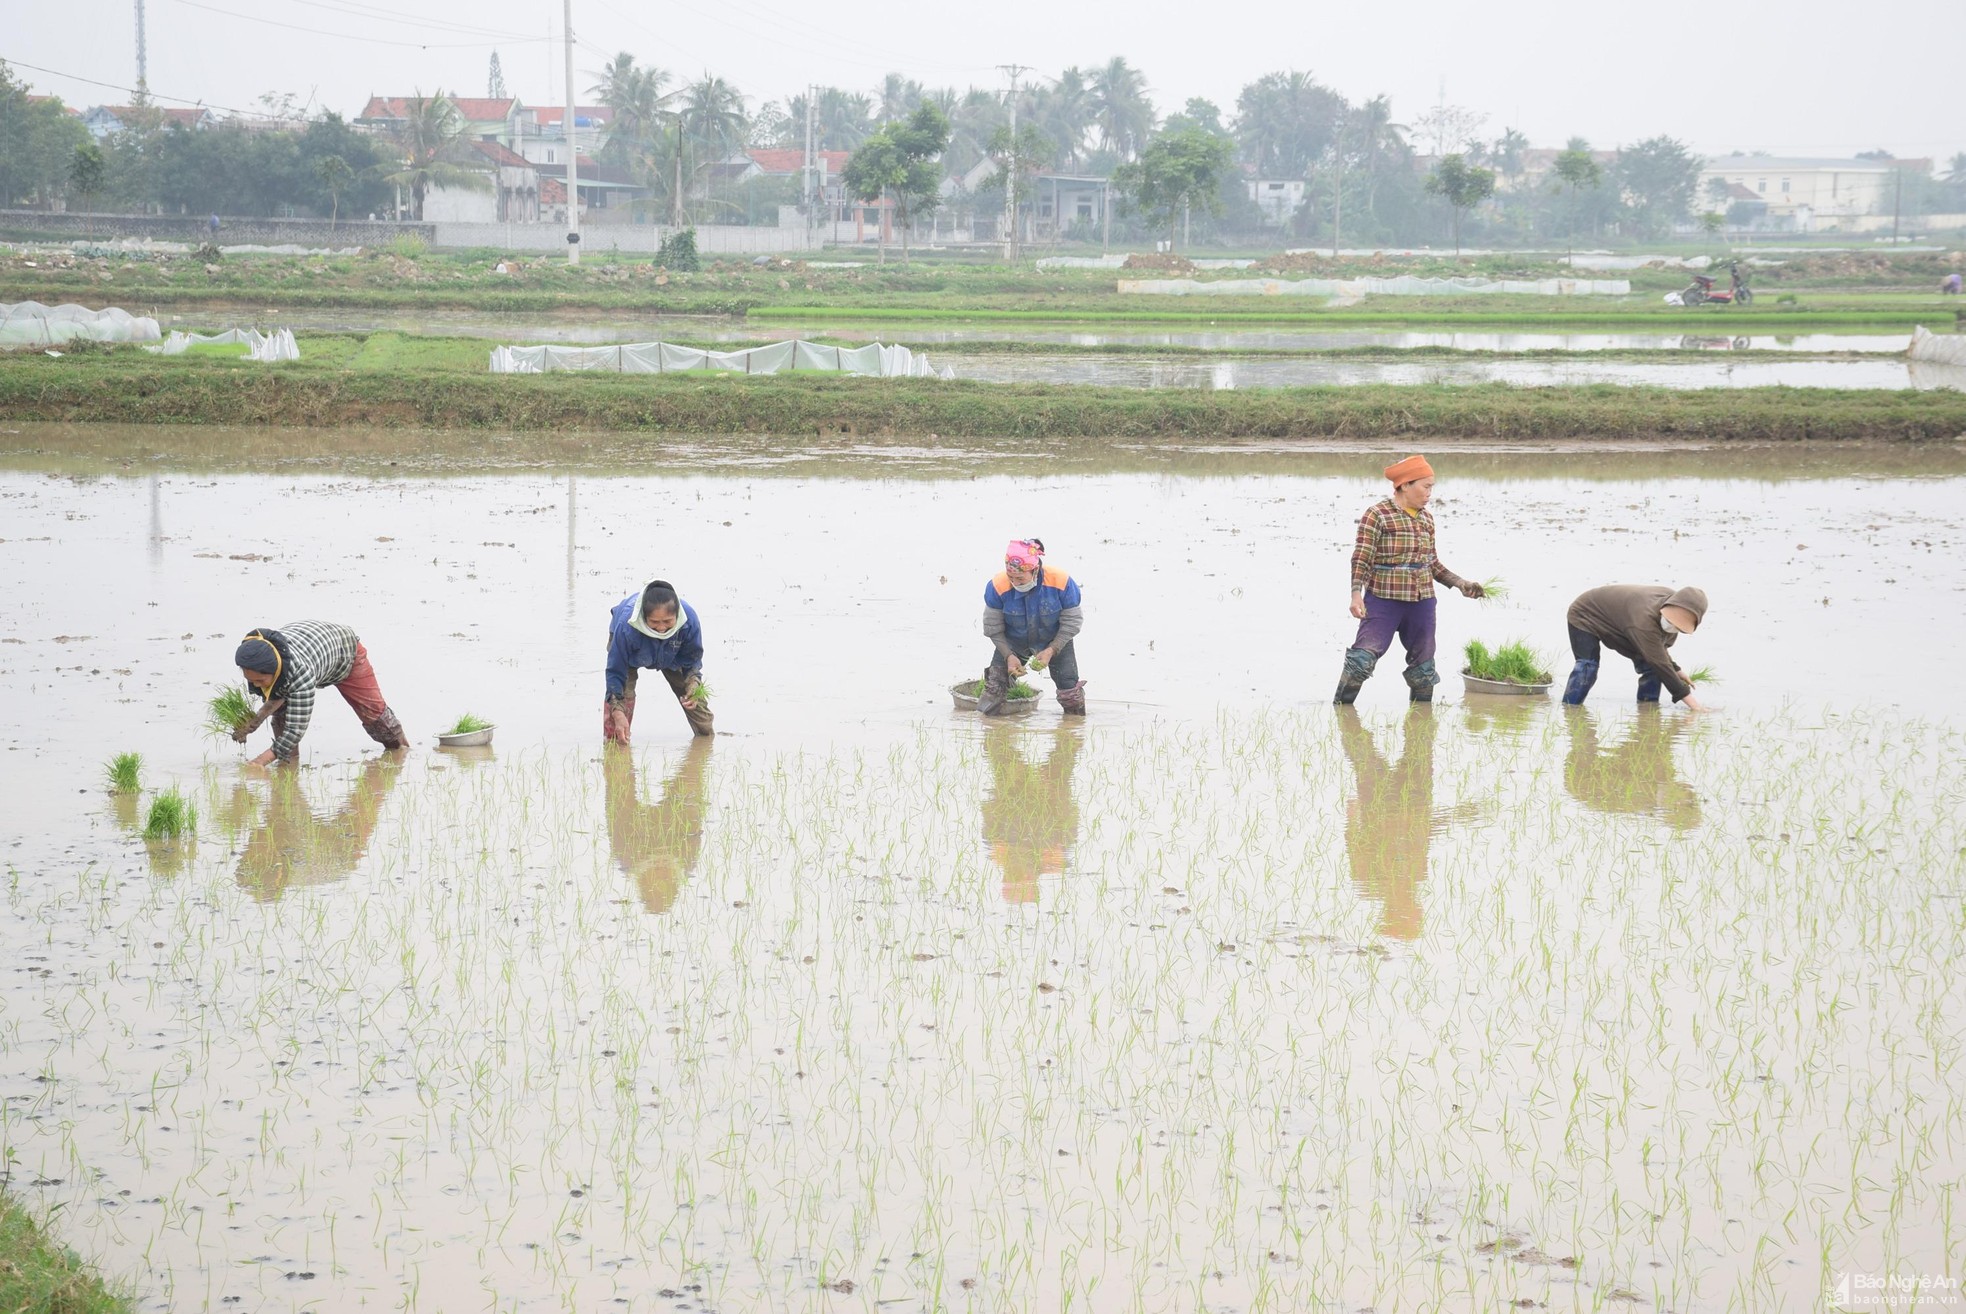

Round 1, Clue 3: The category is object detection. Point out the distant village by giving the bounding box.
[6,58,1963,249]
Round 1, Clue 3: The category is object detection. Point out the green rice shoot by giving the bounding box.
[142,787,196,841]
[1686,665,1720,685]
[1464,638,1551,685]
[205,683,257,738]
[104,751,143,793]
[688,681,712,705]
[1478,576,1510,601]
[445,712,492,735]
[965,678,1040,700]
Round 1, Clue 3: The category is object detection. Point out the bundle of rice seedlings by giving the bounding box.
[1464,638,1552,685]
[205,684,258,739]
[143,787,197,841]
[105,751,143,793]
[446,713,492,735]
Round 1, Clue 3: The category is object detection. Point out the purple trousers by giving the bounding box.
[1351,593,1437,666]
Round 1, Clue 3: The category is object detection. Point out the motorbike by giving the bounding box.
[1673,262,1753,307]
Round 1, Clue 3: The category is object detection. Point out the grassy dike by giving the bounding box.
[3,348,1963,440]
[0,1192,132,1314]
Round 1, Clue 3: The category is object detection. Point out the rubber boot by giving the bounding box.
[1636,666,1663,704]
[361,708,408,750]
[1404,659,1439,703]
[977,665,1011,716]
[1056,680,1088,716]
[1561,659,1599,706]
[1333,647,1378,705]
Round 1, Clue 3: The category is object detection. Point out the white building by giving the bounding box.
[1697,155,1926,230]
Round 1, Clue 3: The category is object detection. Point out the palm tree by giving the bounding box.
[942,87,1005,176]
[875,73,923,126]
[1232,71,1344,179]
[1350,94,1408,224]
[1032,67,1093,170]
[383,90,489,220]
[805,87,873,152]
[589,53,673,167]
[1089,58,1153,160]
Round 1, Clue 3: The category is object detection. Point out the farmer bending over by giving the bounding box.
[233,621,408,765]
[980,538,1086,715]
[1562,584,1710,709]
[1335,455,1485,705]
[605,578,712,743]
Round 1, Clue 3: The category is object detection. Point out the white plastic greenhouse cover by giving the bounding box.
[146,328,301,362]
[1116,276,1631,297]
[1910,326,1966,368]
[0,301,163,345]
[488,339,948,378]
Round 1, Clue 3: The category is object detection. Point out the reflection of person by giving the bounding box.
[235,622,408,765]
[1336,455,1486,705]
[604,740,712,913]
[604,579,712,743]
[1562,585,1709,709]
[235,756,402,899]
[980,723,1083,904]
[1562,708,1701,832]
[980,538,1087,715]
[1338,707,1471,940]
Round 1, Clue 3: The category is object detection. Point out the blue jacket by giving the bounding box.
[605,594,704,698]
[984,566,1081,647]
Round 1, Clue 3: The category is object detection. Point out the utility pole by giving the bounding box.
[997,64,1028,262]
[1331,111,1345,258]
[1892,165,1903,245]
[564,0,579,264]
[804,84,817,236]
[134,0,148,99]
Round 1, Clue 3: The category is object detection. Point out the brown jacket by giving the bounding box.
[1566,585,1691,702]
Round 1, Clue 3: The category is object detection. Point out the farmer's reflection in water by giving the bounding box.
[605,739,713,914]
[1338,707,1474,941]
[981,724,1083,904]
[233,756,403,900]
[1563,708,1702,832]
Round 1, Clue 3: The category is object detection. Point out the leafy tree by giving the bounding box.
[1113,126,1234,248]
[1551,138,1604,259]
[942,87,1006,177]
[875,73,924,126]
[1614,135,1701,238]
[1089,58,1154,159]
[843,101,949,262]
[1162,97,1228,139]
[0,64,90,209]
[1233,71,1345,179]
[382,91,490,220]
[1423,153,1495,255]
[68,143,105,230]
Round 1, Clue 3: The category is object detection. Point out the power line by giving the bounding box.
[1,57,264,116]
[170,0,551,49]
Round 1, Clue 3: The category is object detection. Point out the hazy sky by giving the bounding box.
[7,0,1962,161]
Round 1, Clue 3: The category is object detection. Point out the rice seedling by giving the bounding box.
[444,712,492,735]
[141,786,196,841]
[687,680,712,704]
[1686,664,1720,684]
[204,683,257,739]
[1463,638,1552,684]
[104,751,142,793]
[963,678,1039,700]
[1478,576,1510,601]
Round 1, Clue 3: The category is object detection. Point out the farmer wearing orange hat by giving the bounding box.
[1334,455,1486,704]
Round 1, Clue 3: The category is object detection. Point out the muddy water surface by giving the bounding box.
[2,429,1962,1312]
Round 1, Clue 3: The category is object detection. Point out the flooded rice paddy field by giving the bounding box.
[946,355,1966,391]
[2,431,1964,1312]
[248,309,1915,355]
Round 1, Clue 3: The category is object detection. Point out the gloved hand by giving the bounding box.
[603,698,633,745]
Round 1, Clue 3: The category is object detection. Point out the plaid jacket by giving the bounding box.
[1349,498,1467,601]
[270,620,360,760]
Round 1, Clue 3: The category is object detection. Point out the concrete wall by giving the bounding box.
[430,222,820,254]
[0,209,432,247]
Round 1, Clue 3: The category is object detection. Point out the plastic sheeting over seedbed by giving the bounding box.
[488,339,948,378]
[145,328,301,361]
[0,301,162,345]
[1910,325,1966,367]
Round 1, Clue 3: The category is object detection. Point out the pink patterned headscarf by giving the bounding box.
[1004,540,1042,569]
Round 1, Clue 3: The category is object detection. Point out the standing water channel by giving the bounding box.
[2,427,1962,1312]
